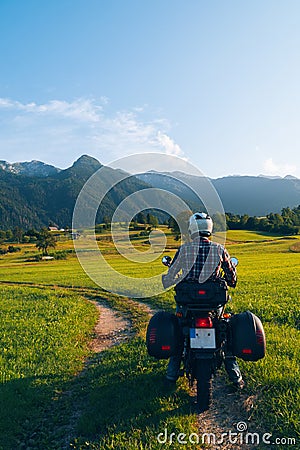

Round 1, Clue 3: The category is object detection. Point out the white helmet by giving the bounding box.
[188,212,213,238]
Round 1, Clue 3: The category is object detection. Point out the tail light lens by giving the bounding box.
[242,348,252,354]
[195,317,213,328]
[256,330,264,345]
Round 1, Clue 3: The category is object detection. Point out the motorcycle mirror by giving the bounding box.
[231,257,239,267]
[162,255,172,267]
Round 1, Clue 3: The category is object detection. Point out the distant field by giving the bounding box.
[0,229,299,448]
[225,229,296,243]
[290,241,300,252]
[0,228,295,289]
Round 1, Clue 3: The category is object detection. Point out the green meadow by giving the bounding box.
[0,229,299,449]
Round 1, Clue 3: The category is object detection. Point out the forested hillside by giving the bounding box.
[0,155,150,229]
[1,155,300,229]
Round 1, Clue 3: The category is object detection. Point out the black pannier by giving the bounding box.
[229,311,266,361]
[146,311,182,359]
[174,280,228,307]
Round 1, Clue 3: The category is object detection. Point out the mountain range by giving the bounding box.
[0,160,61,177]
[0,155,150,229]
[137,170,300,217]
[0,155,299,229]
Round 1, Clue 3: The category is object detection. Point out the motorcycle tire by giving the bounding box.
[195,359,212,413]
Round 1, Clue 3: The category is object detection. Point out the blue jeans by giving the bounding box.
[224,356,243,382]
[166,353,242,382]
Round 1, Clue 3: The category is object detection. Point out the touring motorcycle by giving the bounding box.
[146,256,266,412]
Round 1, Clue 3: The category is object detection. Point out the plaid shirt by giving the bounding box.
[163,237,237,288]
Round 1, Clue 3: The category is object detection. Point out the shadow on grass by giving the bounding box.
[68,337,194,447]
[0,373,73,450]
[0,338,195,450]
[76,372,190,435]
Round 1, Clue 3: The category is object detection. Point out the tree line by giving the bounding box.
[1,205,299,251]
[0,227,56,256]
[226,205,300,235]
[166,206,300,237]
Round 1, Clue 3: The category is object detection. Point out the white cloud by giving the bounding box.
[0,97,102,122]
[156,131,184,157]
[0,97,184,167]
[0,98,15,108]
[263,157,297,176]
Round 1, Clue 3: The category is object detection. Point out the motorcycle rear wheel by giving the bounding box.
[195,359,212,412]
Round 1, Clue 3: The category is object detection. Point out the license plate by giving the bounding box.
[190,328,216,349]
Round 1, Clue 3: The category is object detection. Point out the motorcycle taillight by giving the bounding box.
[161,345,171,351]
[242,348,252,354]
[195,317,213,328]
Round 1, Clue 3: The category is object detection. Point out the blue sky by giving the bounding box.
[0,0,299,178]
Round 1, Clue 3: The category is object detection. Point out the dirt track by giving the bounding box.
[90,301,258,450]
[89,302,132,352]
[196,375,257,449]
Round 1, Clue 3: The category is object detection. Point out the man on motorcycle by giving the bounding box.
[162,212,245,389]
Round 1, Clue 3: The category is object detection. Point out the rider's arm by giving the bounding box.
[221,248,237,287]
[162,248,183,288]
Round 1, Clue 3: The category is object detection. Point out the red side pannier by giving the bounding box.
[146,311,182,359]
[229,311,266,361]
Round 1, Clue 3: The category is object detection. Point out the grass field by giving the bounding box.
[0,229,299,449]
[0,285,98,449]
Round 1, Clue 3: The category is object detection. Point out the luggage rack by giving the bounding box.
[175,297,228,310]
[176,302,227,311]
